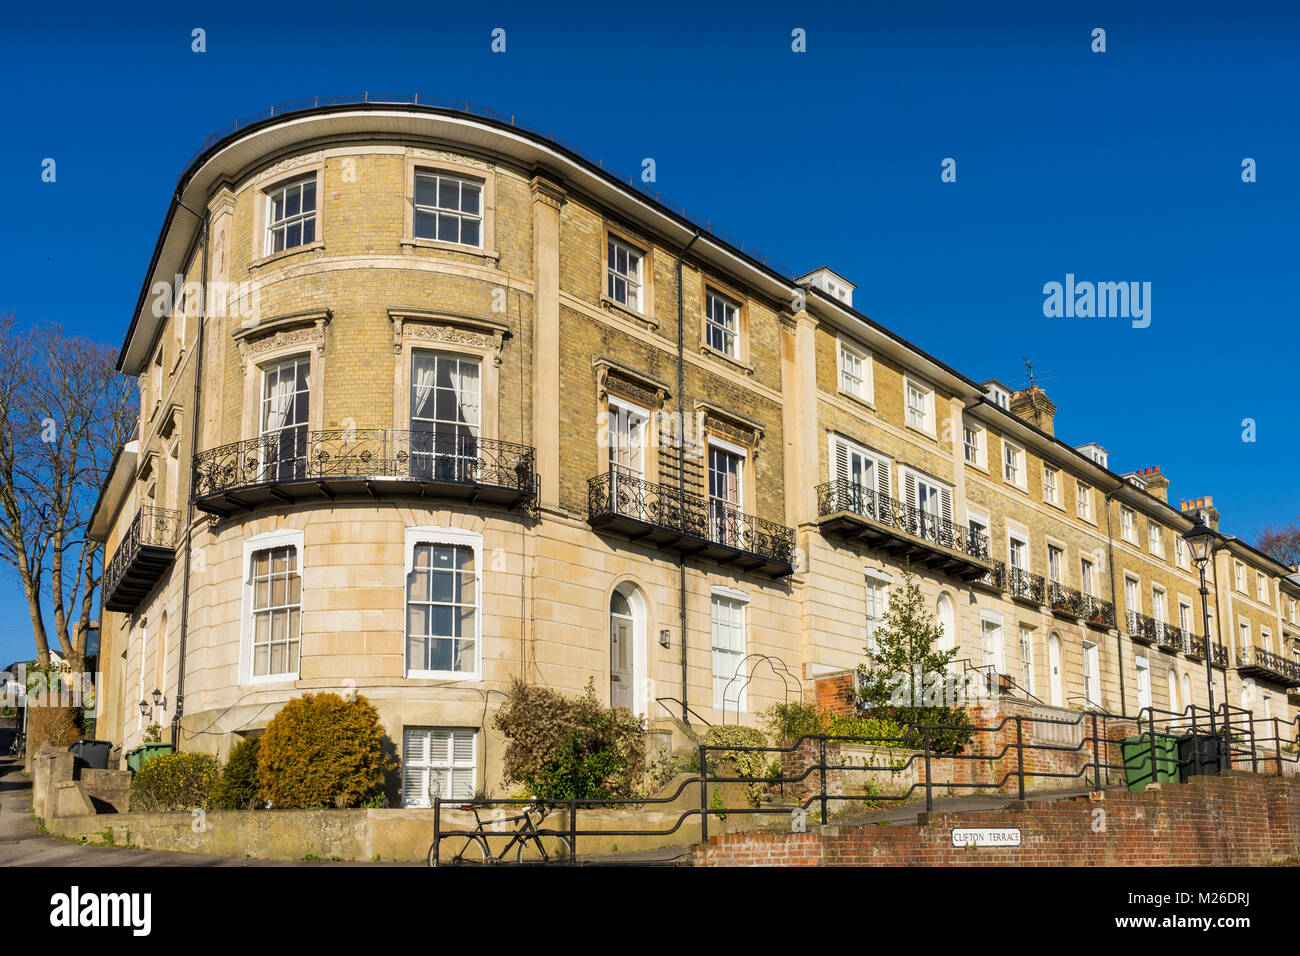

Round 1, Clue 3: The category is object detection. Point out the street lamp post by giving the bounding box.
[1183,521,1222,767]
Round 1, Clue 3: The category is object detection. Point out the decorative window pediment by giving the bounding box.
[387,308,509,365]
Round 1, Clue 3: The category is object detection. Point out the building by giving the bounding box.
[88,102,1300,805]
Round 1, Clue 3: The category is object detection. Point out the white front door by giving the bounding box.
[1083,641,1101,707]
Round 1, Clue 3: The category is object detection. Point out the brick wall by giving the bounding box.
[694,770,1300,866]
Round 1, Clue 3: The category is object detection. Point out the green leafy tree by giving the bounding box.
[856,563,956,709]
[854,564,974,754]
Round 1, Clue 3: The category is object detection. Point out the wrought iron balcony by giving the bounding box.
[972,559,1006,593]
[1007,567,1046,605]
[102,507,182,613]
[1127,610,1168,646]
[1211,642,1229,668]
[1184,634,1207,661]
[1155,622,1184,654]
[1080,595,1116,630]
[814,480,994,582]
[587,467,794,578]
[192,429,537,517]
[1236,646,1300,688]
[1047,581,1086,618]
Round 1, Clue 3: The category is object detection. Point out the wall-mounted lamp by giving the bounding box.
[138,700,151,718]
[152,688,166,711]
[659,629,672,648]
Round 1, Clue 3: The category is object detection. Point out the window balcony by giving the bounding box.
[191,429,537,517]
[1127,610,1163,646]
[1236,646,1300,688]
[587,467,794,578]
[1184,634,1207,661]
[1080,595,1116,630]
[1007,567,1046,605]
[1047,581,1086,618]
[102,507,182,613]
[814,480,994,582]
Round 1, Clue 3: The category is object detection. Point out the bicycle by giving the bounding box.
[428,802,554,866]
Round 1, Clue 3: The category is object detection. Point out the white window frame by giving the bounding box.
[402,727,476,807]
[1082,639,1102,708]
[1135,656,1152,712]
[264,174,318,256]
[1120,506,1136,544]
[1174,535,1187,569]
[1007,527,1030,571]
[607,395,651,478]
[607,236,645,312]
[1047,544,1064,584]
[865,569,892,655]
[1018,625,1035,696]
[1042,465,1059,506]
[1234,561,1246,592]
[1003,440,1026,491]
[980,610,1005,674]
[1256,573,1268,604]
[903,377,935,435]
[1148,522,1163,557]
[412,170,484,248]
[962,421,985,467]
[1240,619,1251,651]
[239,528,305,686]
[705,288,741,358]
[404,526,483,681]
[711,586,749,712]
[837,340,872,403]
[1080,557,1096,597]
[1076,480,1092,521]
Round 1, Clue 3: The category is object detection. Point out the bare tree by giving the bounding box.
[1258,522,1300,570]
[0,314,138,668]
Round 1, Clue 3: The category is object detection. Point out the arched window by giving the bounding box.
[1047,633,1063,707]
[936,594,955,655]
[1167,668,1179,713]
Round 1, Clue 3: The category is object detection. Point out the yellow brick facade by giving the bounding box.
[90,106,1298,801]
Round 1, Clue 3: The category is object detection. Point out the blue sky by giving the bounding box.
[1,0,1296,663]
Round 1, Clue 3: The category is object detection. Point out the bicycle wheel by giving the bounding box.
[515,834,550,864]
[429,834,490,867]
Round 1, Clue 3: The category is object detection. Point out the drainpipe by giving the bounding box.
[1104,486,1126,716]
[171,194,209,752]
[677,232,700,726]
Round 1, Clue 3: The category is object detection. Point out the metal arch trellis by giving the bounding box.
[719,653,802,726]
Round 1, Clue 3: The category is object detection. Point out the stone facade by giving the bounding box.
[90,105,1299,806]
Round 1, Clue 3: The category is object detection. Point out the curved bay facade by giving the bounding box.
[90,104,1300,805]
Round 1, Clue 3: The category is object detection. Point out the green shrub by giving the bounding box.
[211,737,262,810]
[130,752,219,811]
[257,693,397,809]
[493,678,645,802]
[700,725,770,807]
[879,706,975,754]
[762,701,829,742]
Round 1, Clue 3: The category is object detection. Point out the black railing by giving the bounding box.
[974,559,1007,591]
[815,480,991,561]
[1007,567,1046,604]
[1211,642,1229,667]
[1237,646,1300,686]
[1047,581,1085,617]
[1127,610,1164,646]
[1184,634,1208,660]
[587,467,795,568]
[102,506,182,602]
[428,705,1300,866]
[1156,622,1185,653]
[1081,594,1116,629]
[192,429,537,500]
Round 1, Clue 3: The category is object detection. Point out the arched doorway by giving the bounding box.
[609,583,647,717]
[1047,633,1063,707]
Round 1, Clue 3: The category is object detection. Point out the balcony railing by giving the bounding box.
[973,559,1006,592]
[1236,646,1300,687]
[191,429,537,516]
[587,467,794,577]
[815,480,993,581]
[1211,642,1229,667]
[1155,621,1184,654]
[1184,634,1208,661]
[1047,581,1085,617]
[1007,567,1046,605]
[102,506,182,613]
[1126,610,1166,646]
[1081,594,1116,630]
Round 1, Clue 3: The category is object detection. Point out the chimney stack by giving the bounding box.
[1136,466,1169,503]
[1179,495,1219,531]
[1010,386,1057,436]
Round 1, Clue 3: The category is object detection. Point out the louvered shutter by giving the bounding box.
[402,729,429,808]
[875,456,892,504]
[832,436,850,484]
[940,486,954,524]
